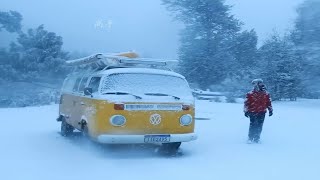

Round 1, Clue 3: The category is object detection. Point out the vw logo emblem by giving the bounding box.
[150,114,161,125]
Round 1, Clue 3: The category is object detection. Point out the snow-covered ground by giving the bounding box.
[1,99,320,180]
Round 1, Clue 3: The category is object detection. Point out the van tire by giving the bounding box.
[61,118,74,137]
[160,142,181,153]
[82,125,89,138]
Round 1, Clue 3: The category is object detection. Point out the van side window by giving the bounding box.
[88,77,101,93]
[79,77,88,93]
[72,78,82,92]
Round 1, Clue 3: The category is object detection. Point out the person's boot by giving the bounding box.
[253,138,261,144]
[247,137,254,144]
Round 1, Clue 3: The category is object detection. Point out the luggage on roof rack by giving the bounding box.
[66,52,177,70]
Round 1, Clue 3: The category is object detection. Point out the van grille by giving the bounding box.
[124,104,182,111]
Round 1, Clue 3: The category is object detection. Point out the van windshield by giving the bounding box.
[101,73,193,98]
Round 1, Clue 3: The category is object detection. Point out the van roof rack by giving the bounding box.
[66,52,177,71]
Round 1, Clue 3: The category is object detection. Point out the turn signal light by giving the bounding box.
[114,103,124,110]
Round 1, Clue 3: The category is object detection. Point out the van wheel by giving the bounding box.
[82,125,89,138]
[160,142,181,153]
[61,118,74,137]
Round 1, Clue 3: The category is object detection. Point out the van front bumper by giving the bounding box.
[96,133,197,144]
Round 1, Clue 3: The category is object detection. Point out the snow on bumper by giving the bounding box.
[96,133,197,144]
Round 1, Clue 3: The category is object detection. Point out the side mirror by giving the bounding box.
[84,87,93,96]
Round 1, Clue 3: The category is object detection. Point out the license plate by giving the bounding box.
[144,135,171,143]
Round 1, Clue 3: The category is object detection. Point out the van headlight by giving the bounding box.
[110,115,126,126]
[180,114,193,126]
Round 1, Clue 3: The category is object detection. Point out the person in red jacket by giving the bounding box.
[244,79,273,143]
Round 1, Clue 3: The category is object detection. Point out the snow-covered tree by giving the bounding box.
[0,12,70,107]
[162,0,242,89]
[258,34,302,101]
[9,25,69,81]
[291,0,320,96]
[0,48,18,82]
[232,30,258,73]
[0,11,22,82]
[0,11,22,33]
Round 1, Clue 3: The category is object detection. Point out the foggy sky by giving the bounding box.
[1,0,304,58]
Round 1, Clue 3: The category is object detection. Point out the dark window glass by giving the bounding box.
[72,78,82,92]
[88,77,101,93]
[79,77,88,92]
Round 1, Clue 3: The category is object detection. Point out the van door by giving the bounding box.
[60,77,75,124]
[75,76,89,129]
[77,76,101,130]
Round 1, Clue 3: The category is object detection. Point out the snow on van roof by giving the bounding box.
[95,68,185,79]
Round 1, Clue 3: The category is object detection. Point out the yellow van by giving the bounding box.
[57,52,197,151]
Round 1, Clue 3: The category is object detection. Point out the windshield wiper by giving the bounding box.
[103,91,142,99]
[144,93,180,100]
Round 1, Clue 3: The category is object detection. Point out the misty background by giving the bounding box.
[1,0,303,57]
[1,0,319,107]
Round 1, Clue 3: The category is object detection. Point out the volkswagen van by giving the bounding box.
[57,52,197,150]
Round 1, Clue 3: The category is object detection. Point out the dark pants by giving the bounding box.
[248,112,266,142]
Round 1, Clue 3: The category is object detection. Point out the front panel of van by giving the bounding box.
[82,99,195,138]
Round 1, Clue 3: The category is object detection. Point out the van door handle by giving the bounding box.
[80,102,85,105]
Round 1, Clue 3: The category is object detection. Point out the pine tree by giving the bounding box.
[0,12,69,107]
[258,34,302,101]
[232,30,258,72]
[291,0,320,96]
[0,11,22,33]
[0,11,22,82]
[162,0,241,89]
[224,29,258,95]
[0,48,18,82]
[9,25,69,81]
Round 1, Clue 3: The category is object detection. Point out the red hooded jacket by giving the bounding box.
[244,90,273,113]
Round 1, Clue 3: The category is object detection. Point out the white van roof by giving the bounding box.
[66,52,184,79]
[66,52,177,70]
